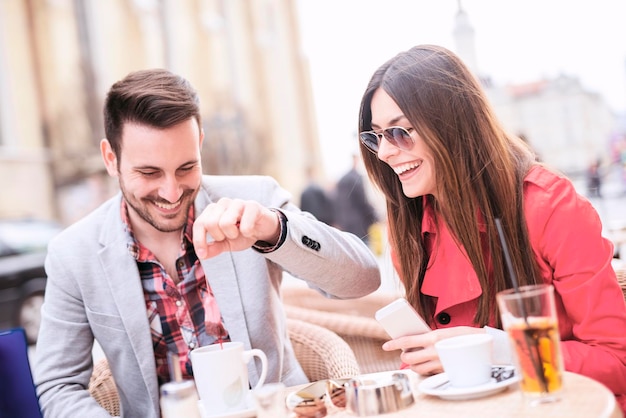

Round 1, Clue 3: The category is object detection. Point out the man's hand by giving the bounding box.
[192,198,280,259]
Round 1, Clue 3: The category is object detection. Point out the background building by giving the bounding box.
[0,0,322,225]
[1,1,624,228]
[453,4,619,178]
[488,76,616,176]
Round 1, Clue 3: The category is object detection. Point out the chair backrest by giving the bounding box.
[89,358,120,417]
[282,286,403,374]
[0,327,43,418]
[286,317,360,381]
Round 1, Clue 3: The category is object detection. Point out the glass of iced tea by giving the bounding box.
[496,284,564,405]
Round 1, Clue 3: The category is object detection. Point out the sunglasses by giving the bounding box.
[359,126,415,153]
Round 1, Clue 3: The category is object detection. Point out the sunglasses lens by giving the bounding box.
[360,127,413,152]
[387,127,413,150]
[359,132,379,152]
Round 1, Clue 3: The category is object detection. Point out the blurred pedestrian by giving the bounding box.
[299,166,335,225]
[587,158,603,198]
[334,154,378,244]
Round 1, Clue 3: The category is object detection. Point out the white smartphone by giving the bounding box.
[375,298,431,339]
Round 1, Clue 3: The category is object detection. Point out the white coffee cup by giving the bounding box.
[190,341,268,415]
[434,333,493,388]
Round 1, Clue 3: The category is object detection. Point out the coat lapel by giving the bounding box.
[98,195,159,411]
[421,206,483,315]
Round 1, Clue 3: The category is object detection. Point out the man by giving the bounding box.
[334,154,378,244]
[299,166,335,226]
[34,69,380,418]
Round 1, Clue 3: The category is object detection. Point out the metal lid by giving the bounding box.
[160,380,198,400]
[345,372,415,416]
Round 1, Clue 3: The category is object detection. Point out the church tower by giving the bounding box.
[452,0,479,75]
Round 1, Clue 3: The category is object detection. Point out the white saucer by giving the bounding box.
[197,401,256,418]
[418,365,519,401]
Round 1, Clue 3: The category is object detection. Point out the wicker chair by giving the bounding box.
[88,318,360,416]
[282,286,403,374]
[89,358,120,416]
[286,317,360,381]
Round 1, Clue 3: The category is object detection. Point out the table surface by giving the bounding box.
[286,371,622,418]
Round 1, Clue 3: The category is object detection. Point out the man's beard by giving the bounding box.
[120,180,198,233]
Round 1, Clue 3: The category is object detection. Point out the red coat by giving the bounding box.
[396,165,626,409]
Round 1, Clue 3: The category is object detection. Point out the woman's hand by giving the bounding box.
[382,326,486,376]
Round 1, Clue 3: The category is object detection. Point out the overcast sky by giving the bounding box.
[296,0,626,180]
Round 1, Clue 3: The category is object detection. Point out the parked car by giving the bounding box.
[0,219,62,344]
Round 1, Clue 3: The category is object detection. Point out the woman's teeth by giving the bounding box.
[394,161,421,175]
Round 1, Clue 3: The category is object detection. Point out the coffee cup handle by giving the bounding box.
[243,349,268,390]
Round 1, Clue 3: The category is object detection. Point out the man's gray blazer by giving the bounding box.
[34,175,381,418]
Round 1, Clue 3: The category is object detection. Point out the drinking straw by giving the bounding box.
[167,352,183,383]
[495,219,522,295]
[495,218,549,393]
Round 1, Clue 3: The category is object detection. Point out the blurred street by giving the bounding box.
[586,186,626,230]
[571,167,626,258]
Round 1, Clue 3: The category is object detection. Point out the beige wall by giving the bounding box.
[0,0,54,219]
[0,0,321,224]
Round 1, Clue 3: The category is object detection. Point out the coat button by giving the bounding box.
[302,235,320,251]
[436,312,451,325]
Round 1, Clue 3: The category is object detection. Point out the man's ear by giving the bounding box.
[100,138,118,176]
[199,128,204,148]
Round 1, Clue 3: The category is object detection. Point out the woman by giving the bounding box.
[358,44,626,411]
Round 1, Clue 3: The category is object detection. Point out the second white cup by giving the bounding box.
[190,341,268,415]
[435,333,493,388]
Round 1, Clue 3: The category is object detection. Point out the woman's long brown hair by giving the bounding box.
[358,45,541,326]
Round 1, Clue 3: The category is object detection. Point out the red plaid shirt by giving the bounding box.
[121,201,229,384]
